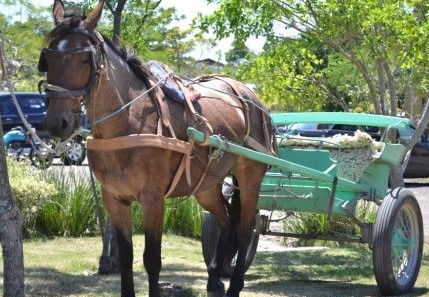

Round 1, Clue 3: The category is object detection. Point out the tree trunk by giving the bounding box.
[0,126,25,297]
[383,60,397,117]
[390,93,429,188]
[0,34,25,297]
[376,59,386,114]
[111,0,127,45]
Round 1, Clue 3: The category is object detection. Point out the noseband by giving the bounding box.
[38,28,105,103]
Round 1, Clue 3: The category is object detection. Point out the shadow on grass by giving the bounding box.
[2,246,427,297]
[250,248,374,281]
[22,263,207,296]
[245,279,428,297]
[244,248,429,297]
[24,267,122,296]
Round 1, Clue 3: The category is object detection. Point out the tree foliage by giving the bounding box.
[200,0,429,116]
[0,0,198,90]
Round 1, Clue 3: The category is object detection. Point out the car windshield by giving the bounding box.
[0,96,45,115]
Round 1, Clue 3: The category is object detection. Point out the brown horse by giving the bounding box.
[40,1,275,296]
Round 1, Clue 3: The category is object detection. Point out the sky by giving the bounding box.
[7,0,265,61]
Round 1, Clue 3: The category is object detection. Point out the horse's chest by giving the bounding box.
[87,150,139,196]
[87,149,172,199]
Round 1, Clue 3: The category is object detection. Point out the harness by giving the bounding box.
[38,28,104,101]
[39,27,274,198]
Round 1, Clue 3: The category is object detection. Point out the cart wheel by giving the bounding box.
[373,187,423,295]
[201,211,260,278]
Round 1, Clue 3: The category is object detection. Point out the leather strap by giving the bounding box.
[86,134,192,155]
[164,154,188,198]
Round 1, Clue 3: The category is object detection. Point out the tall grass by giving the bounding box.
[131,198,202,238]
[35,167,99,236]
[283,201,378,246]
[164,198,202,238]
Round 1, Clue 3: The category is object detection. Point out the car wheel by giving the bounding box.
[6,140,24,158]
[29,145,53,169]
[62,137,86,165]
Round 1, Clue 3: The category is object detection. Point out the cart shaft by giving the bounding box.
[187,128,371,193]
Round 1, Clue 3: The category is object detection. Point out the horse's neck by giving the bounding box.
[87,45,157,138]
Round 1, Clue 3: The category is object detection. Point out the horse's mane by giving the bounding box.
[44,12,156,89]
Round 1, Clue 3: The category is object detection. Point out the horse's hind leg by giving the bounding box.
[195,185,230,297]
[226,159,267,297]
[103,188,135,297]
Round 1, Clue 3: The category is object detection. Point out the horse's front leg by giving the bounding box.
[141,191,165,297]
[103,188,135,297]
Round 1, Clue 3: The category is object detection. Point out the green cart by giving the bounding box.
[188,112,424,296]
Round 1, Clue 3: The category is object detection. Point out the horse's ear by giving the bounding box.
[53,0,65,25]
[85,0,105,30]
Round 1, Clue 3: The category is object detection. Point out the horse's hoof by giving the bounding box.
[207,283,225,297]
[207,278,225,297]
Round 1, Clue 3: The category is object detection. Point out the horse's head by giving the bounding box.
[40,0,105,139]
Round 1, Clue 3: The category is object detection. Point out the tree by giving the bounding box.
[118,0,195,70]
[0,32,25,297]
[0,0,51,90]
[105,0,127,45]
[200,0,429,185]
[225,38,253,66]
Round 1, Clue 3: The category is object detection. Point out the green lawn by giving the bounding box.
[0,235,428,297]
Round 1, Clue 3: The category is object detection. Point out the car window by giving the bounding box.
[18,97,46,113]
[331,124,357,131]
[0,99,17,115]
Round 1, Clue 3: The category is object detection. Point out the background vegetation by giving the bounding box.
[8,159,202,238]
[1,0,429,116]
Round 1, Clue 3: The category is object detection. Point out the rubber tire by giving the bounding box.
[62,137,86,165]
[30,145,53,169]
[6,140,24,157]
[201,211,260,278]
[373,187,423,296]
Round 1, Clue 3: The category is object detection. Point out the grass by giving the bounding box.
[0,236,428,296]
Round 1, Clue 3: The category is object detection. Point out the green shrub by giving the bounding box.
[7,159,58,236]
[35,168,99,236]
[8,158,202,238]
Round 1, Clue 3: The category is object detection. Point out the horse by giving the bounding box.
[40,1,275,296]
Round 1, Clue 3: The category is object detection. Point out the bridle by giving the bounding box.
[38,27,105,104]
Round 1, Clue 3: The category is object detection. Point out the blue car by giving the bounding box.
[1,92,87,165]
[0,92,47,134]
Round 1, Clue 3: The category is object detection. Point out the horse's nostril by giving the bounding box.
[61,119,68,130]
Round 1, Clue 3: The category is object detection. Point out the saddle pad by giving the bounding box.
[148,61,186,103]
